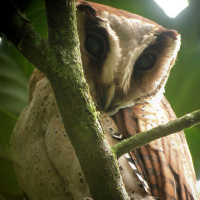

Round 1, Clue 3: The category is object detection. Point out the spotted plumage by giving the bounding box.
[11,1,199,200]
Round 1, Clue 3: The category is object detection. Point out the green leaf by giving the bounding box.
[0,108,22,199]
[0,108,17,153]
[0,41,29,116]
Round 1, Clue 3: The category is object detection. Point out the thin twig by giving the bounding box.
[112,109,200,158]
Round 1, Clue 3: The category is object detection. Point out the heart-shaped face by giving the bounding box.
[76,0,180,115]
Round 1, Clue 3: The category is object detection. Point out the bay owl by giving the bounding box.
[10,1,199,200]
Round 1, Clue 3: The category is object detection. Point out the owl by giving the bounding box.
[10,1,199,200]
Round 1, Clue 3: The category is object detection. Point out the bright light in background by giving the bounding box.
[154,0,189,18]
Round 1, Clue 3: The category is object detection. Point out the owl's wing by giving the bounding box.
[11,69,91,200]
[113,96,199,200]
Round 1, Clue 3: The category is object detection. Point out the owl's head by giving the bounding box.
[76,1,181,115]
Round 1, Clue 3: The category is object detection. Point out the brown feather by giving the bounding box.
[113,96,199,200]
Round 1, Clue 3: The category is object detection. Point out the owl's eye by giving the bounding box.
[135,53,157,70]
[85,34,105,58]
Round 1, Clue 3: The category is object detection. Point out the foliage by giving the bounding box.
[0,0,199,198]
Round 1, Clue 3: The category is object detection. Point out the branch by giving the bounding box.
[0,1,129,199]
[44,1,129,198]
[112,109,200,158]
[45,0,76,47]
[0,2,51,74]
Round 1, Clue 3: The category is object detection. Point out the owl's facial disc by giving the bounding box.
[76,1,181,115]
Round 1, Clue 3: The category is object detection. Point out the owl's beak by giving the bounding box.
[103,85,115,111]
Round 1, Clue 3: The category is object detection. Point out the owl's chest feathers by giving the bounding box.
[12,76,156,199]
[132,101,168,129]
